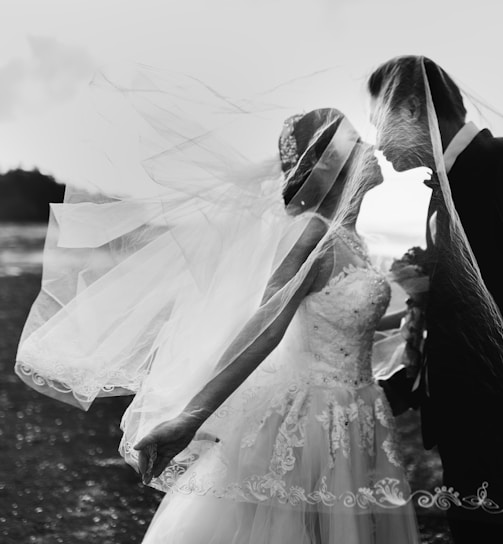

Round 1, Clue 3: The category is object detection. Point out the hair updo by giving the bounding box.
[278,108,346,206]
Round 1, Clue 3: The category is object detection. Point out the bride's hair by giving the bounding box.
[367,55,467,123]
[278,108,346,205]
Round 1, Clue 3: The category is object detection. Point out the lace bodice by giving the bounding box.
[297,232,391,389]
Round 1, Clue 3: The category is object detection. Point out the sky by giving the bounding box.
[1,0,502,178]
[1,0,502,252]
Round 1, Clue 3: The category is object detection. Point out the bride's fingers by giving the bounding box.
[135,441,158,483]
[137,448,150,477]
[152,453,174,479]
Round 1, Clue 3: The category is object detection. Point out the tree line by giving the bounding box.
[0,169,65,222]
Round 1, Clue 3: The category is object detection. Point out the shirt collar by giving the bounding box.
[443,121,480,174]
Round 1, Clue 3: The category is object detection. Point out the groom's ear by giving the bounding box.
[402,96,422,122]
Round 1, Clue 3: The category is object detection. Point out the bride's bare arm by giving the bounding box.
[135,217,327,481]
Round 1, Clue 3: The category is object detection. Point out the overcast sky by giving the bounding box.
[1,0,502,185]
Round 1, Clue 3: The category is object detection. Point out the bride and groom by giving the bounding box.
[133,55,503,543]
[15,55,503,543]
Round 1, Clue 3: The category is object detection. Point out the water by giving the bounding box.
[0,223,46,277]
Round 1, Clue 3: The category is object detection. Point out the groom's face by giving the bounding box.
[369,94,433,173]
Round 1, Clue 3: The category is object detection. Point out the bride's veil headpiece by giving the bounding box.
[278,113,303,175]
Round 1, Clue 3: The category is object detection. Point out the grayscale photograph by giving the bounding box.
[1,1,502,543]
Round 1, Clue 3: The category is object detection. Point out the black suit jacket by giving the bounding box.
[421,129,503,449]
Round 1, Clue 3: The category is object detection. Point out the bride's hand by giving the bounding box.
[134,414,200,485]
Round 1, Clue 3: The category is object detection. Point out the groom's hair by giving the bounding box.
[367,56,467,123]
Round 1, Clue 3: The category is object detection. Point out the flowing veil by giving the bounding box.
[15,65,370,449]
[14,58,503,512]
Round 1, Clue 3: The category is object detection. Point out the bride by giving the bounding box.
[16,70,420,543]
[130,107,420,543]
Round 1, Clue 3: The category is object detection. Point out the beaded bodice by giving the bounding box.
[298,229,391,388]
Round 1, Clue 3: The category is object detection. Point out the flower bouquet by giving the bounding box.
[389,246,433,380]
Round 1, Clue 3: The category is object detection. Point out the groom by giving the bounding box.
[367,55,503,544]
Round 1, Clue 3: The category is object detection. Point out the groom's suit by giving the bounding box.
[421,123,503,541]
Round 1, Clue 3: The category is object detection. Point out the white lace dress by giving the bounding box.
[141,231,420,544]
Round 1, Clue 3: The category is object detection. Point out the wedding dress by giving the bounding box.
[140,226,419,544]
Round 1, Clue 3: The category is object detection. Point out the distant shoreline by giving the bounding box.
[0,168,64,223]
